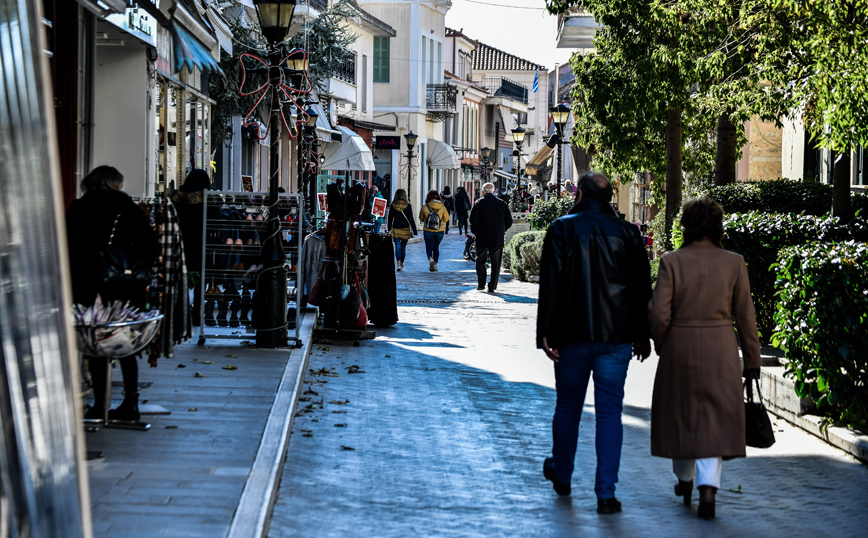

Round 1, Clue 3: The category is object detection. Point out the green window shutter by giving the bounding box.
[374,37,390,83]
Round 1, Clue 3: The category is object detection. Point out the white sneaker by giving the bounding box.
[396,262,403,272]
[429,258,436,272]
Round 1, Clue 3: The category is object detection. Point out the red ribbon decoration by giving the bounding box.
[238,48,313,141]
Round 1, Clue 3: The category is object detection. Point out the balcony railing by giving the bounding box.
[426,84,457,111]
[477,76,528,105]
[332,50,356,85]
[301,0,328,11]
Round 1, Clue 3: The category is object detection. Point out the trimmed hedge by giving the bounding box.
[708,180,833,215]
[528,197,574,231]
[504,230,546,281]
[772,241,868,432]
[722,212,868,340]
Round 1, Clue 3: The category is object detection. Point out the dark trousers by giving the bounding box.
[89,355,138,415]
[476,245,503,290]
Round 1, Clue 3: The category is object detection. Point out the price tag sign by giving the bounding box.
[317,192,328,213]
[372,197,387,218]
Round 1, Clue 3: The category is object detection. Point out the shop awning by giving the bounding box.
[173,21,222,75]
[427,139,460,170]
[525,143,555,177]
[320,126,376,171]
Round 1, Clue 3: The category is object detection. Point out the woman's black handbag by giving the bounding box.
[745,378,776,448]
[99,214,150,301]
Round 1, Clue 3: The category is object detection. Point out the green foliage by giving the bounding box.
[772,241,868,432]
[519,237,546,279]
[287,0,358,92]
[708,180,832,215]
[528,197,574,231]
[649,257,660,288]
[504,231,546,281]
[722,212,868,340]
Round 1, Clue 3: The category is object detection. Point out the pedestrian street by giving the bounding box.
[268,233,868,538]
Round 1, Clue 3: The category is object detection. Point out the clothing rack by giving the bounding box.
[197,190,303,346]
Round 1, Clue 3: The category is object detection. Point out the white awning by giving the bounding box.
[525,143,555,177]
[426,139,460,170]
[320,126,376,172]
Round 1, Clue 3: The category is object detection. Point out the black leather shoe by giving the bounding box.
[476,285,485,291]
[698,486,716,520]
[596,497,622,514]
[675,479,693,506]
[543,458,571,496]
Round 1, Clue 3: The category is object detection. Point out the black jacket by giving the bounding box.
[66,189,158,307]
[469,193,512,249]
[170,188,205,273]
[386,201,417,234]
[536,199,651,348]
[454,190,471,215]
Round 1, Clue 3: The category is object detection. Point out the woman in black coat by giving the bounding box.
[441,186,455,234]
[171,169,209,323]
[66,166,157,422]
[454,186,471,235]
[386,188,417,271]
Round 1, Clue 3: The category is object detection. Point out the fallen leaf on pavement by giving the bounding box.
[201,360,214,364]
[302,432,314,437]
[188,408,198,412]
[194,372,204,378]
[304,388,318,395]
[329,399,350,405]
[165,425,179,429]
[334,423,347,427]
[347,365,365,374]
[176,364,186,368]
[222,365,238,370]
[299,397,311,402]
[341,445,355,450]
[332,410,347,414]
[226,354,238,358]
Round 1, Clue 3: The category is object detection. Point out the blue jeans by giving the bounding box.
[551,342,632,499]
[394,238,408,263]
[423,230,445,261]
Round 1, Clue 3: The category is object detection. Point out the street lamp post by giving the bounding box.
[480,146,492,185]
[511,126,526,194]
[252,0,297,348]
[301,107,318,217]
[404,130,417,202]
[550,103,571,198]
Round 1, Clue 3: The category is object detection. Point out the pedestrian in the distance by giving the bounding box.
[563,179,575,194]
[419,190,450,272]
[454,186,471,235]
[172,168,209,324]
[536,172,652,514]
[441,185,455,234]
[469,182,512,292]
[387,188,416,272]
[648,197,761,521]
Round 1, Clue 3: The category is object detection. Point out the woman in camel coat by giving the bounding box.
[648,197,761,520]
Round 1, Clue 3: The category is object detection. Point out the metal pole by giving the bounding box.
[556,133,563,198]
[255,48,288,348]
[407,148,413,203]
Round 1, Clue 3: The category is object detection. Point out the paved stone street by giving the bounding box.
[269,232,868,537]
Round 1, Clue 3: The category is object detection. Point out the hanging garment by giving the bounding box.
[366,233,398,327]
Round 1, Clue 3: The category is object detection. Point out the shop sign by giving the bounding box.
[155,25,173,73]
[374,136,400,150]
[105,4,156,47]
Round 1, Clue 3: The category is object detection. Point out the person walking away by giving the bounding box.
[454,186,471,235]
[648,197,761,520]
[536,172,652,514]
[369,185,386,233]
[441,185,455,234]
[387,188,416,271]
[171,168,209,324]
[419,190,449,272]
[469,182,512,292]
[66,166,158,422]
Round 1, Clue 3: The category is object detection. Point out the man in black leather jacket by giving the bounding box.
[470,182,513,292]
[537,172,652,514]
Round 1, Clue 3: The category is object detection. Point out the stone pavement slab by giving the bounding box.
[268,233,868,538]
[86,316,314,538]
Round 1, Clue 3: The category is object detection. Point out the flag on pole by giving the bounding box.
[532,69,539,93]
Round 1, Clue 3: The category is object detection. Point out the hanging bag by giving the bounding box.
[425,204,441,230]
[99,214,151,302]
[745,377,776,448]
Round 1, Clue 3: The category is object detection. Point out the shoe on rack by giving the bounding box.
[429,258,436,272]
[543,458,571,496]
[107,396,140,422]
[698,486,716,520]
[675,479,693,506]
[597,497,622,514]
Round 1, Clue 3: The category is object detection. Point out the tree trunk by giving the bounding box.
[665,107,683,249]
[714,111,738,186]
[831,150,851,217]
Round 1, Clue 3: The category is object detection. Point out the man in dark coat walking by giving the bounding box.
[469,182,512,292]
[536,172,652,514]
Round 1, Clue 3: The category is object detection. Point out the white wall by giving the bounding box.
[92,44,150,197]
[781,114,805,180]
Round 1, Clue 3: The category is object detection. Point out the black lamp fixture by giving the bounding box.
[481,146,492,162]
[404,130,418,153]
[253,0,297,45]
[511,125,526,145]
[550,103,572,198]
[305,107,318,128]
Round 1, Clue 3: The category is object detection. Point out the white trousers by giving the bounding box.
[672,457,722,489]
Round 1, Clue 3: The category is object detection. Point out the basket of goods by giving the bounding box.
[73,296,163,358]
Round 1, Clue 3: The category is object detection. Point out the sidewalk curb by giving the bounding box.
[227,313,316,538]
[761,366,868,464]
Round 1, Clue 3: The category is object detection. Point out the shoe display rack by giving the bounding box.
[197,191,303,346]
